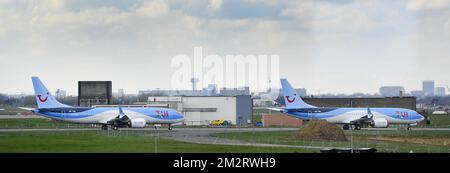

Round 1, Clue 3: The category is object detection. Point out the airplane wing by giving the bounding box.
[18,107,36,111]
[99,115,118,124]
[342,116,364,124]
[344,108,374,125]
[99,107,130,126]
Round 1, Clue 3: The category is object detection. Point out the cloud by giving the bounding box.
[136,0,169,17]
[0,0,449,94]
[208,0,222,12]
[280,0,380,34]
[407,0,450,11]
[49,0,64,11]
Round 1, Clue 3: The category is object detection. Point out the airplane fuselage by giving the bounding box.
[35,107,185,125]
[285,107,424,125]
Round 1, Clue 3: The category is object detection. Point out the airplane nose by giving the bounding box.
[176,111,185,119]
[417,113,425,122]
[420,115,425,122]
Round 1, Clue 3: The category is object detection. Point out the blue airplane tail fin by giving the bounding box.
[118,106,126,119]
[367,107,373,119]
[280,79,316,109]
[32,77,71,108]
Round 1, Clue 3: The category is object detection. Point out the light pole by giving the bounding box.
[154,126,158,153]
[350,135,354,153]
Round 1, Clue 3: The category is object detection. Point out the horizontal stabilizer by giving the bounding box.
[18,107,36,111]
[265,107,284,112]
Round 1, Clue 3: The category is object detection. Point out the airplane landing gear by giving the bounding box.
[112,123,119,130]
[168,125,173,130]
[101,125,108,130]
[343,124,361,130]
[343,124,349,130]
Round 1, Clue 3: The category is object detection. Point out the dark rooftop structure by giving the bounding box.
[302,97,416,110]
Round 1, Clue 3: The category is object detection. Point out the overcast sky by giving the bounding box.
[0,0,449,95]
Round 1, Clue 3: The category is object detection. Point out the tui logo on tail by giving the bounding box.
[37,92,49,102]
[285,94,296,103]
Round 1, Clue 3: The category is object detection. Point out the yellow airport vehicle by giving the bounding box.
[210,120,225,126]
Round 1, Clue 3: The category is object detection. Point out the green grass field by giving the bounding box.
[0,131,315,153]
[0,118,93,129]
[2,115,449,129]
[1,109,450,153]
[0,107,26,115]
[423,114,450,128]
[210,130,450,153]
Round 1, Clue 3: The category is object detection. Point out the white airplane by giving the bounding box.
[20,77,185,130]
[270,79,425,130]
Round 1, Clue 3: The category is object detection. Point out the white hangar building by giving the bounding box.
[147,96,253,126]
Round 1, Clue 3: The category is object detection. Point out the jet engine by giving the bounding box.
[129,118,147,128]
[371,118,388,128]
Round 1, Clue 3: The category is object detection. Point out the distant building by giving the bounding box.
[423,80,435,96]
[379,86,405,97]
[190,78,199,91]
[302,97,417,110]
[55,89,66,99]
[411,90,424,97]
[117,89,125,98]
[295,88,307,97]
[263,114,304,127]
[202,84,218,96]
[78,81,112,107]
[435,87,446,96]
[253,99,278,107]
[7,94,26,99]
[219,87,250,96]
[138,85,249,97]
[138,89,203,97]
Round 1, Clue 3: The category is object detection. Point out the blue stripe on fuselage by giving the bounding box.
[286,107,423,121]
[37,107,184,120]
